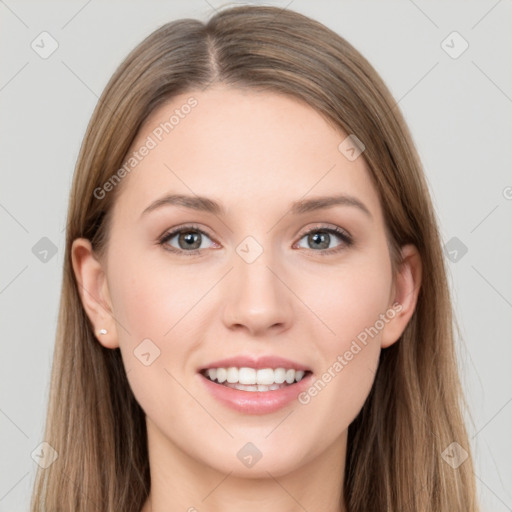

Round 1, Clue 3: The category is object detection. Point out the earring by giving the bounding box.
[98,328,108,335]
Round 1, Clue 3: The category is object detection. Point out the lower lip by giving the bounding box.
[198,372,314,415]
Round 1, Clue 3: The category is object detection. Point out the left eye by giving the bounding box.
[295,228,350,251]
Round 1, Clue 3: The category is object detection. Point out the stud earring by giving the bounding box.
[98,328,108,335]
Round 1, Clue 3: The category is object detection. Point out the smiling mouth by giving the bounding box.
[200,367,313,392]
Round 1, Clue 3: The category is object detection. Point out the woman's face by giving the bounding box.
[74,86,419,478]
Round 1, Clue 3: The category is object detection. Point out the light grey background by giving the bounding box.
[1,1,511,510]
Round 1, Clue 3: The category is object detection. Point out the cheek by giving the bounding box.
[106,249,210,405]
[108,245,205,341]
[295,252,392,423]
[307,252,393,351]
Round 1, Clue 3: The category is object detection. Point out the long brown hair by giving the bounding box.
[31,5,479,511]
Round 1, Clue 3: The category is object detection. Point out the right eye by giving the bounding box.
[159,226,219,255]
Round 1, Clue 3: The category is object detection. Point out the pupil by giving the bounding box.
[310,232,329,249]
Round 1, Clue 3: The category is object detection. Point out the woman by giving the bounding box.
[30,5,479,511]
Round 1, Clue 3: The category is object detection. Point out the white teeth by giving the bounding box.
[226,367,238,383]
[203,366,309,387]
[238,367,256,385]
[231,383,255,392]
[274,368,286,383]
[216,368,227,383]
[285,369,295,384]
[256,368,275,385]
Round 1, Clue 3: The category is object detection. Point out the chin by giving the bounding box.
[194,438,311,478]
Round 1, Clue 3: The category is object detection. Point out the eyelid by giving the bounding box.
[159,223,214,240]
[296,222,352,240]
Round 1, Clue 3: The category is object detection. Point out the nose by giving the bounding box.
[222,247,294,337]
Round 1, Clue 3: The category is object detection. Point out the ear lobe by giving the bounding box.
[71,238,119,349]
[381,244,422,349]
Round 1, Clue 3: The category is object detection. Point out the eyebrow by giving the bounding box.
[140,193,372,219]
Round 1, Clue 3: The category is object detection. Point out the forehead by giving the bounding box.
[111,86,383,224]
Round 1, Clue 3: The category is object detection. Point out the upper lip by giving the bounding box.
[199,355,312,372]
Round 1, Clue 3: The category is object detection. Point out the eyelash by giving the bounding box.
[158,224,353,257]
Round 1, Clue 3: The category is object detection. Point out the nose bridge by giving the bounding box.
[222,235,292,335]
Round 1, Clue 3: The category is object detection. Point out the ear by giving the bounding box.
[71,238,119,349]
[381,244,422,349]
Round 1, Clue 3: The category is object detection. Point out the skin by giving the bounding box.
[72,86,421,512]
